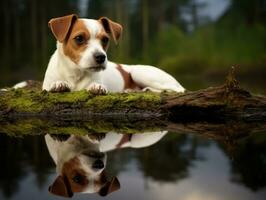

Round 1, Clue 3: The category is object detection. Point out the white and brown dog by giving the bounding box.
[45,134,119,197]
[45,131,167,197]
[42,14,185,93]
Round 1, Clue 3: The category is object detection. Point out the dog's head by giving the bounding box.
[48,14,122,72]
[48,136,120,197]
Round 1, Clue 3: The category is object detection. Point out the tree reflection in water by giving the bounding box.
[0,129,265,199]
[220,133,266,191]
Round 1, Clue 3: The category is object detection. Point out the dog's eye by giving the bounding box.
[74,35,85,45]
[101,36,109,45]
[72,174,84,184]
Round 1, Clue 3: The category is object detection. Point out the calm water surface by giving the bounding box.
[0,127,265,200]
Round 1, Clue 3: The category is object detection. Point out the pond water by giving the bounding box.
[0,124,265,200]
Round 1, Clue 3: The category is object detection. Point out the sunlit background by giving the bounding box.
[0,0,266,92]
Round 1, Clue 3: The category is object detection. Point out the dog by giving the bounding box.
[45,131,167,198]
[42,14,185,93]
[45,134,119,197]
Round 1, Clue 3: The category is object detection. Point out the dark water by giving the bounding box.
[0,127,265,200]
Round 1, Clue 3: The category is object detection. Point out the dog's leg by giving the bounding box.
[87,82,107,95]
[129,65,185,93]
[124,88,139,93]
[141,87,162,93]
[49,81,71,92]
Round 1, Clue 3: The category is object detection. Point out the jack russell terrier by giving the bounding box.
[42,14,185,93]
[45,131,167,198]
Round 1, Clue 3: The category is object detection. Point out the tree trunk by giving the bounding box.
[142,0,149,58]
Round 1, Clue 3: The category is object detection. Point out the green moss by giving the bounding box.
[0,118,165,137]
[1,89,45,112]
[85,92,161,111]
[0,88,162,115]
[85,94,118,110]
[0,89,92,113]
[48,127,89,135]
[0,119,46,137]
[83,121,148,134]
[47,90,91,103]
[8,98,42,112]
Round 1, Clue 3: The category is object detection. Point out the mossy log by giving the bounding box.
[0,68,266,122]
[1,115,266,156]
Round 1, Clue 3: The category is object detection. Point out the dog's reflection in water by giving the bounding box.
[45,131,167,198]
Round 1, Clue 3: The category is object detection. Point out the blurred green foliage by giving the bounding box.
[150,23,266,75]
[0,0,265,90]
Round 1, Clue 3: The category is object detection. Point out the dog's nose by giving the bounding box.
[94,52,106,64]
[92,160,105,170]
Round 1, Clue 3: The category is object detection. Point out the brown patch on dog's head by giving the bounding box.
[49,157,88,197]
[48,14,78,42]
[61,157,89,193]
[48,14,91,64]
[99,17,123,44]
[96,31,110,51]
[49,175,73,198]
[49,156,120,197]
[98,176,120,196]
[62,19,91,64]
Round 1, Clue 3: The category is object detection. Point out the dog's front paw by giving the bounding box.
[87,83,107,95]
[49,81,71,92]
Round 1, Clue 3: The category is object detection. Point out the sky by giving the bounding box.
[77,0,231,21]
[181,0,231,31]
[197,0,231,21]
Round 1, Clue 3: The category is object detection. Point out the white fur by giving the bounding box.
[42,42,105,91]
[45,135,107,194]
[13,81,28,89]
[45,131,167,194]
[42,18,185,93]
[43,19,107,92]
[1,81,30,92]
[78,19,107,70]
[102,63,185,93]
[99,131,167,152]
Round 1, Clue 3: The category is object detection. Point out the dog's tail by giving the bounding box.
[1,80,42,91]
[13,81,28,89]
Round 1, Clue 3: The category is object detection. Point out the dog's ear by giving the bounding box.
[48,175,73,198]
[99,17,123,44]
[98,177,120,196]
[48,14,78,42]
